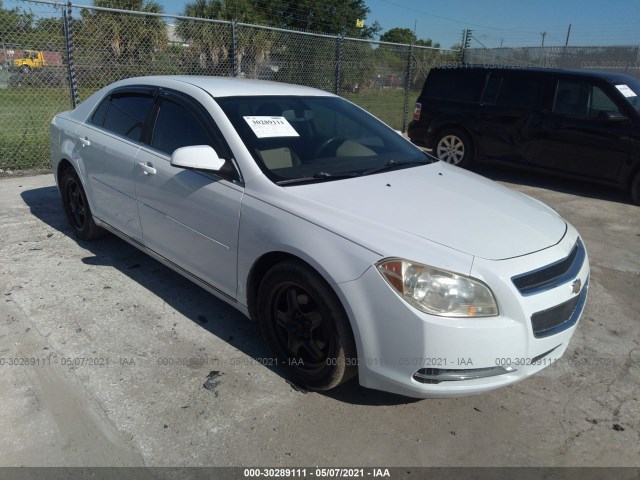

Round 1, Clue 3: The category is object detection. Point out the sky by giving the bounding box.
[7,0,640,49]
[363,0,640,48]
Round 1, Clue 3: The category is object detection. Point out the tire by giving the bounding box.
[257,261,357,390]
[434,129,473,167]
[60,167,105,240]
[631,170,640,205]
[19,65,30,74]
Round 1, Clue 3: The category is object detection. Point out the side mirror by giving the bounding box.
[170,145,226,172]
[599,110,627,121]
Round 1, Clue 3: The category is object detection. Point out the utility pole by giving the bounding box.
[540,31,548,48]
[500,38,504,48]
[565,24,572,46]
[459,29,472,63]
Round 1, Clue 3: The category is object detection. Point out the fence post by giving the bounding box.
[1,38,7,69]
[334,32,344,96]
[402,43,414,133]
[231,21,238,77]
[62,2,79,108]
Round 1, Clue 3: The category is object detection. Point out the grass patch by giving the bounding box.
[0,87,72,171]
[343,88,420,130]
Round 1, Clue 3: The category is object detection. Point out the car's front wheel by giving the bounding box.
[434,129,473,167]
[257,261,357,390]
[60,167,105,240]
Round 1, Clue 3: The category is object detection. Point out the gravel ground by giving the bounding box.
[0,168,638,468]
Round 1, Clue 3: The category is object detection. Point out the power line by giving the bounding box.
[371,0,544,33]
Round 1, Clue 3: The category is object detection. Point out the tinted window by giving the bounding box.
[481,74,501,104]
[103,94,154,141]
[496,76,542,109]
[554,80,622,118]
[424,69,487,103]
[151,100,211,155]
[591,86,619,113]
[90,97,109,127]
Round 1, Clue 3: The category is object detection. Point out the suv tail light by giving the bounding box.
[413,102,422,120]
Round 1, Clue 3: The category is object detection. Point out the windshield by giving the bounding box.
[215,95,431,184]
[614,79,640,114]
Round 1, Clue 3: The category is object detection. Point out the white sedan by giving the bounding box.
[49,76,589,397]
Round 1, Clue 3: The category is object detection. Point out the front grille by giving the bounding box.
[512,239,585,296]
[531,279,588,338]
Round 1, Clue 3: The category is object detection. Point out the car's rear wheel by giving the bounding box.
[257,261,357,390]
[434,129,473,167]
[60,167,105,240]
[631,169,640,205]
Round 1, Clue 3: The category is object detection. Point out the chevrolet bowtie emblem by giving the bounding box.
[571,278,582,295]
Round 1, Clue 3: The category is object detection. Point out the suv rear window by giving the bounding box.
[423,69,486,103]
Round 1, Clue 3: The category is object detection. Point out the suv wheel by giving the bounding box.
[434,129,473,167]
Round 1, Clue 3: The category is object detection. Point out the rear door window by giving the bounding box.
[90,97,110,126]
[481,74,502,104]
[424,69,487,103]
[496,76,543,109]
[102,93,154,142]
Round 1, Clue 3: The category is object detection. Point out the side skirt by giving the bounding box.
[94,217,251,319]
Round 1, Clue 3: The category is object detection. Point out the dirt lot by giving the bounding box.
[0,168,639,468]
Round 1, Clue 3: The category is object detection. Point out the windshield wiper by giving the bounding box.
[276,171,360,186]
[362,159,432,176]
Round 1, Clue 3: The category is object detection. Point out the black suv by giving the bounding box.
[407,66,640,203]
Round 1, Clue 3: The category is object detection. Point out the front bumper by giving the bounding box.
[337,225,589,398]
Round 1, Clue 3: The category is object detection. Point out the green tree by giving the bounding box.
[176,0,271,76]
[256,0,379,38]
[0,1,34,35]
[380,27,415,44]
[79,0,167,64]
[377,27,449,89]
[34,17,64,36]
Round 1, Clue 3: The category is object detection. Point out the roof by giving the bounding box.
[435,65,639,84]
[120,75,335,98]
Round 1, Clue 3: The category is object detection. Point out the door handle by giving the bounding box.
[79,137,90,147]
[138,162,156,175]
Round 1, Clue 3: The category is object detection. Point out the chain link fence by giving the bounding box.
[463,45,640,79]
[0,0,457,173]
[1,2,70,173]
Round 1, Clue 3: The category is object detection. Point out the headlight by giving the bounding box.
[376,258,498,317]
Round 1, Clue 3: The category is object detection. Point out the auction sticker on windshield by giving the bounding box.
[616,84,637,97]
[243,116,300,138]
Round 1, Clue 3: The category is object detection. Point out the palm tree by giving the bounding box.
[80,0,167,64]
[176,0,229,73]
[176,0,271,77]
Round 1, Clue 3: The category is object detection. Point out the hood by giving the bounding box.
[281,163,566,261]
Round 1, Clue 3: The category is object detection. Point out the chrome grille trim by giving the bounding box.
[512,238,585,296]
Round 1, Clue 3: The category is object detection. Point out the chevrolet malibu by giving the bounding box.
[49,76,589,398]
